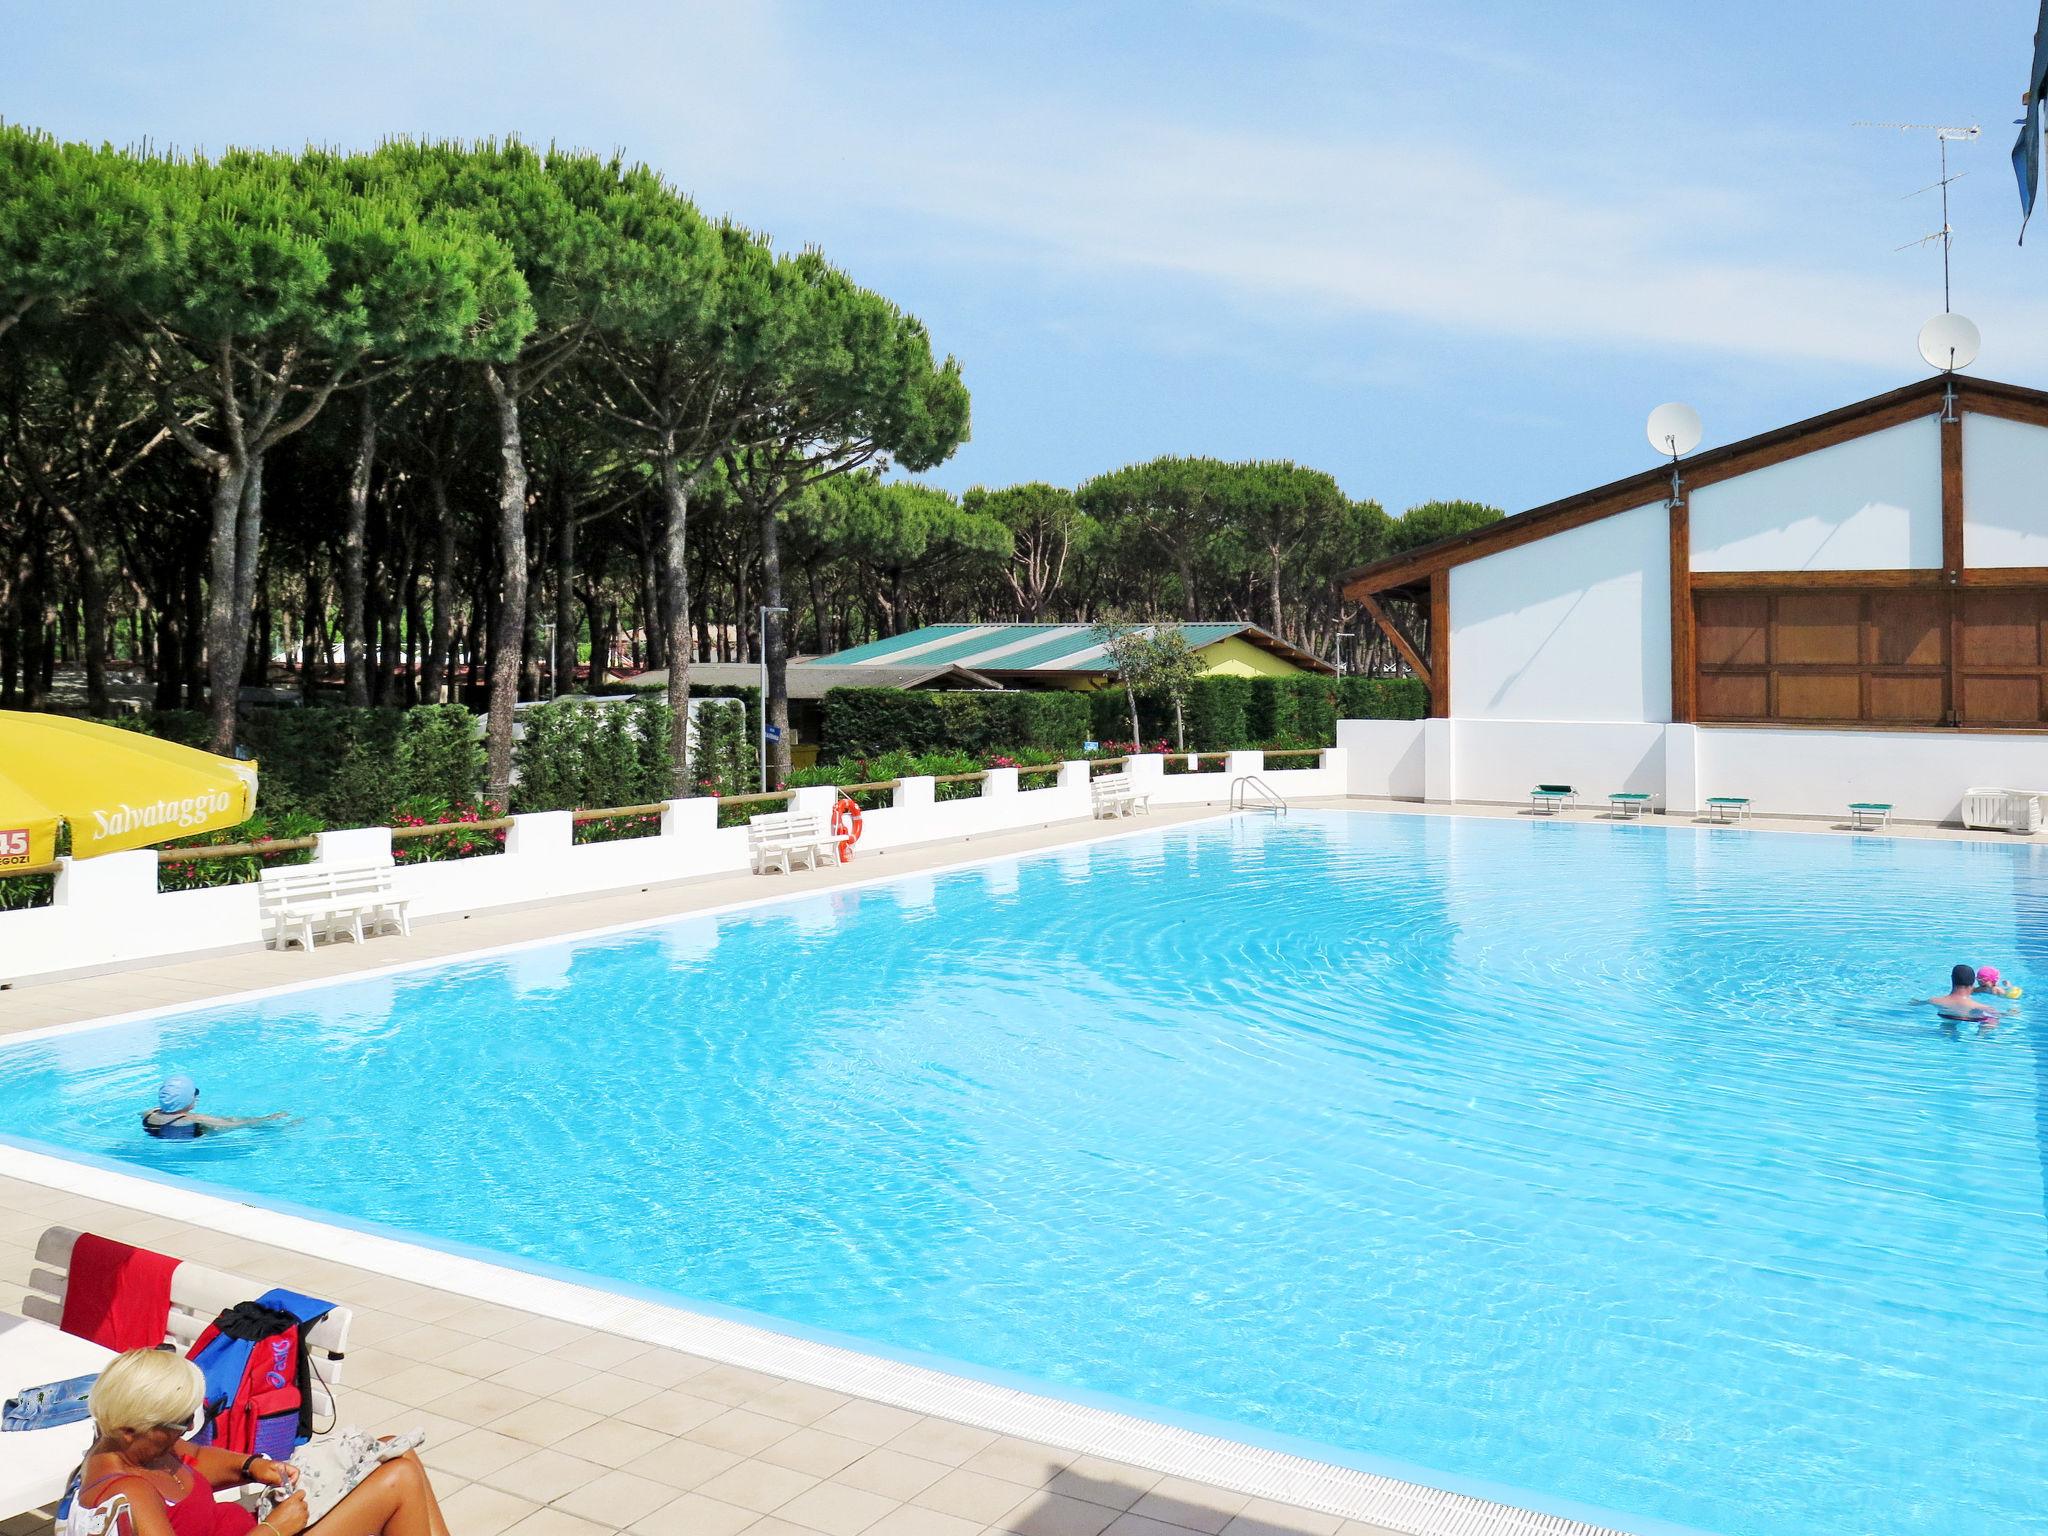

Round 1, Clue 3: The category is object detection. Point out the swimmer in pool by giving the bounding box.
[1919,963,2010,1031]
[140,1074,288,1140]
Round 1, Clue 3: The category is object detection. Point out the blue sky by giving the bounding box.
[5,1,2045,514]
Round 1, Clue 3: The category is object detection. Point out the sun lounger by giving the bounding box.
[14,1228,354,1516]
[1847,801,1893,831]
[747,809,840,874]
[1607,791,1657,819]
[1529,784,1577,815]
[1090,775,1151,819]
[1963,787,2045,833]
[1703,796,1751,824]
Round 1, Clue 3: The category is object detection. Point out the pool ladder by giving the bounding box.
[1230,775,1288,816]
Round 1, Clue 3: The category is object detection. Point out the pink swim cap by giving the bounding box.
[1977,966,2001,987]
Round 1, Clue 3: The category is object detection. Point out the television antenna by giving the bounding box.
[1853,121,1980,312]
[1646,403,1702,502]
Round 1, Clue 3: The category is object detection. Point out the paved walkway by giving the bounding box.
[0,1173,1397,1536]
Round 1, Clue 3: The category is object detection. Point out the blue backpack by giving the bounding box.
[186,1288,335,1460]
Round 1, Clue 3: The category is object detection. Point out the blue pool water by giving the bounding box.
[1,812,2044,1535]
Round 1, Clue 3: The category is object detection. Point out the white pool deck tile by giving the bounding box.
[2,795,2002,1536]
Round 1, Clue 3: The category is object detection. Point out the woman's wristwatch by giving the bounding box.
[240,1454,262,1481]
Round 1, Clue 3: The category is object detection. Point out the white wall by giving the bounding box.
[1338,715,2048,825]
[1688,415,1941,571]
[1961,410,2048,567]
[1693,728,2048,824]
[1451,720,1668,804]
[1449,500,1671,722]
[1337,718,1426,798]
[0,752,1347,986]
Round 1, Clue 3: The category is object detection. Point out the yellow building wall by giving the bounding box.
[1038,635,1310,688]
[1195,635,1309,678]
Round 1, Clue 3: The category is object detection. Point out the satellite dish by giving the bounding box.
[1646,402,1702,460]
[1918,312,1981,372]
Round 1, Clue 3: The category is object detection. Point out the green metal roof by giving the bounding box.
[800,622,1332,675]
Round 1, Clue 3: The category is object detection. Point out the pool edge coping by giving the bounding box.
[0,1142,1635,1536]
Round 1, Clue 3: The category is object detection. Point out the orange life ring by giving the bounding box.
[831,796,863,860]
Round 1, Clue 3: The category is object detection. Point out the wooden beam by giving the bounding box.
[1942,409,1965,577]
[1943,408,1965,725]
[1428,569,1450,717]
[1356,591,1431,691]
[1955,390,2048,430]
[1960,566,2048,586]
[1669,495,1693,722]
[1689,568,2048,588]
[1690,569,1945,589]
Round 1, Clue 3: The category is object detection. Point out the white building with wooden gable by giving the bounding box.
[1335,375,2048,821]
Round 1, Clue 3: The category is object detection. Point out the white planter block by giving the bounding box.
[315,826,393,866]
[661,797,715,838]
[54,850,157,908]
[789,785,839,817]
[504,811,572,858]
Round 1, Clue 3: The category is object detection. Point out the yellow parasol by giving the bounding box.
[0,712,259,868]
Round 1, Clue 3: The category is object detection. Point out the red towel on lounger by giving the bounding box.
[59,1233,180,1351]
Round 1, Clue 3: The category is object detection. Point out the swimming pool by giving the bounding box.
[1,811,2043,1536]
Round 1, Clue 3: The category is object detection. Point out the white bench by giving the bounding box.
[258,863,411,952]
[15,1227,353,1513]
[747,810,841,874]
[1089,774,1151,819]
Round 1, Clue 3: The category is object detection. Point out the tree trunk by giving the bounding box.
[423,475,456,704]
[554,486,577,696]
[482,364,528,806]
[340,393,376,706]
[53,507,109,713]
[657,433,693,795]
[301,560,321,702]
[756,495,790,787]
[1269,548,1285,642]
[1124,682,1140,748]
[201,459,250,751]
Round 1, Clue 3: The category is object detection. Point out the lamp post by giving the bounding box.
[758,604,788,792]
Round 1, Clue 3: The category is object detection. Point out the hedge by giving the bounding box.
[1090,673,1424,748]
[1340,676,1429,719]
[117,705,487,826]
[822,688,1090,758]
[512,696,673,813]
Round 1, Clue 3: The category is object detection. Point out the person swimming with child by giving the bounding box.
[1918,963,2021,1032]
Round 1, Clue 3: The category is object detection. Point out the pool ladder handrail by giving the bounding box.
[1230,775,1288,816]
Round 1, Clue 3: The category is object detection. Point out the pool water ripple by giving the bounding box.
[0,812,2044,1536]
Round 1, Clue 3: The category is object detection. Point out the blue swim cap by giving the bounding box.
[157,1074,198,1113]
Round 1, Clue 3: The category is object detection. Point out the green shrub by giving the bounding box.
[1185,676,1251,749]
[389,797,508,863]
[157,811,323,891]
[690,697,754,799]
[514,696,681,812]
[1338,676,1428,719]
[393,705,486,808]
[823,687,1092,758]
[822,688,945,757]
